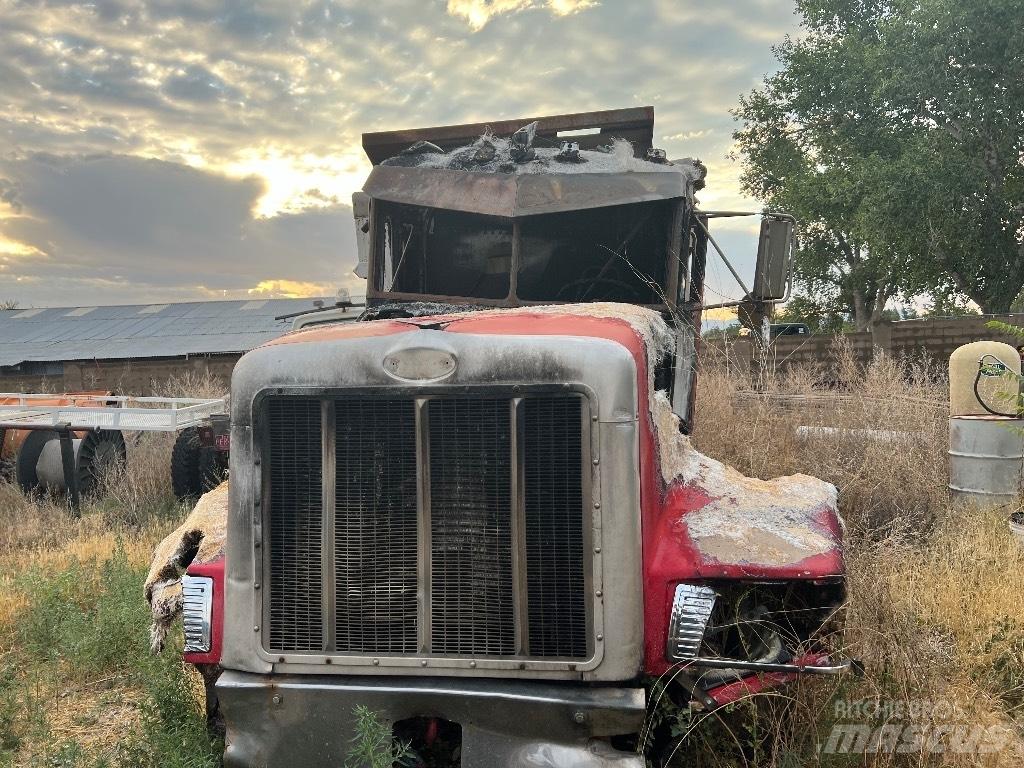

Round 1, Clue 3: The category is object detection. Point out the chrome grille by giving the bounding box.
[264,392,590,660]
[267,398,323,652]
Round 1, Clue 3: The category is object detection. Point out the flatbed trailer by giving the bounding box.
[0,393,227,509]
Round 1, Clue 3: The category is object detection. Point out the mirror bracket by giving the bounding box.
[694,210,796,310]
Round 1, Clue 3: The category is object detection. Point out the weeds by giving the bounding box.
[2,358,1023,766]
[0,541,219,767]
[672,344,1024,766]
[344,706,412,768]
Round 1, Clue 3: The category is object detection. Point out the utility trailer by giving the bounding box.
[0,392,228,508]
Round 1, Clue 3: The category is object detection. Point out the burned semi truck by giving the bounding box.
[146,107,849,767]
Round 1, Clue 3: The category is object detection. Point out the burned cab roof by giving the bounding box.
[364,118,706,217]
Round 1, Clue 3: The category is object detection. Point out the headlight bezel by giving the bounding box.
[182,574,214,654]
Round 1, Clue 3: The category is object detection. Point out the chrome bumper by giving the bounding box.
[219,671,646,768]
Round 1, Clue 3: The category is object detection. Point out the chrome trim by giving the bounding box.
[667,583,716,661]
[223,331,642,680]
[182,575,214,654]
[686,656,852,675]
[415,398,432,654]
[509,397,529,655]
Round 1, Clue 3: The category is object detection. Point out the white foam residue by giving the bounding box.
[651,390,842,567]
[388,135,697,178]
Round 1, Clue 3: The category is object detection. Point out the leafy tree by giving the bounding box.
[734,0,1024,327]
[774,294,850,334]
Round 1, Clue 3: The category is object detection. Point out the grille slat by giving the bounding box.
[267,399,323,652]
[334,400,419,653]
[428,399,515,656]
[265,393,589,661]
[524,397,588,657]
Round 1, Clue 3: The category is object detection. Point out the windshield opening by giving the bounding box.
[374,199,674,305]
[516,201,671,303]
[376,202,512,300]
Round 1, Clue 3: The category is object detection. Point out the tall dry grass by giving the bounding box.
[0,369,229,550]
[683,340,1024,766]
[0,372,229,766]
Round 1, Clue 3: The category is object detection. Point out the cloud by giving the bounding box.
[0,0,799,305]
[445,0,598,30]
[0,154,359,306]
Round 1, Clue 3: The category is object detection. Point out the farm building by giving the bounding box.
[0,298,360,394]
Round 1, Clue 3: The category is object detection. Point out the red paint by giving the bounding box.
[703,652,833,707]
[263,319,413,346]
[248,308,846,679]
[184,555,225,666]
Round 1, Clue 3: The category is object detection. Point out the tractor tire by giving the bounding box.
[198,444,228,493]
[77,430,127,496]
[170,427,203,501]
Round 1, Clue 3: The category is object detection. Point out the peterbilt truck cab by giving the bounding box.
[147,107,848,767]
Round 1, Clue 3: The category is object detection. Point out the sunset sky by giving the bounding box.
[0,0,799,308]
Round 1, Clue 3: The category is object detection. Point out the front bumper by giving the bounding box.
[219,671,646,767]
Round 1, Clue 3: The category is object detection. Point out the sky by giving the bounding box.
[0,0,800,308]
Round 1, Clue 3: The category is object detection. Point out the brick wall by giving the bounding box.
[0,353,240,395]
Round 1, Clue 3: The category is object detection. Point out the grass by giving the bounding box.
[1,357,1022,766]
[674,340,1024,766]
[0,372,226,767]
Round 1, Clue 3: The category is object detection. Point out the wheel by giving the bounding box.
[170,427,203,501]
[197,664,225,740]
[198,445,228,493]
[16,429,58,492]
[77,430,127,495]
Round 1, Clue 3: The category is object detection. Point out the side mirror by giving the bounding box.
[352,190,371,280]
[752,216,794,301]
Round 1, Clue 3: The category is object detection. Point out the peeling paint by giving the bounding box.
[145,482,228,652]
[448,301,673,368]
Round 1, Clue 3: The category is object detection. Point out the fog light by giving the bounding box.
[667,584,716,661]
[182,575,214,654]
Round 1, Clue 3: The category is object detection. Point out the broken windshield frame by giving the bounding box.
[371,199,684,309]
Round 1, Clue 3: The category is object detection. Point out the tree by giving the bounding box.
[734,0,1024,326]
[774,294,851,334]
[0,299,19,310]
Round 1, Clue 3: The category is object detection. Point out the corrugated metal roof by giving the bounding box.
[0,298,361,367]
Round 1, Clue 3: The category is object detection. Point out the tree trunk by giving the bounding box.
[869,278,889,328]
[851,289,869,331]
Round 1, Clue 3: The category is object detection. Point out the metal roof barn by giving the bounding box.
[0,298,348,368]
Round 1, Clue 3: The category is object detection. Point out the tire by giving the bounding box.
[77,430,127,496]
[198,445,228,493]
[170,427,203,501]
[16,429,58,492]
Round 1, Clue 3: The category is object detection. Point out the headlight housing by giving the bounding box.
[182,574,214,654]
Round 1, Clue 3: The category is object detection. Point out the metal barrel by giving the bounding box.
[949,416,1024,508]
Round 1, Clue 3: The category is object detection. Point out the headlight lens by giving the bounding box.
[182,574,214,654]
[667,583,716,661]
